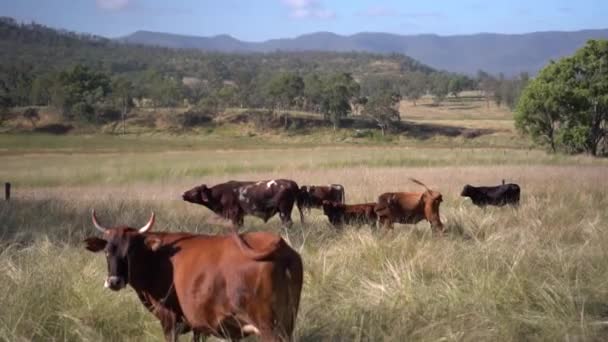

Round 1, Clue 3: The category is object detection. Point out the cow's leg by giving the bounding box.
[161,323,178,342]
[296,201,305,225]
[260,329,285,342]
[227,209,244,229]
[279,212,293,229]
[277,193,295,228]
[377,216,393,230]
[192,331,204,342]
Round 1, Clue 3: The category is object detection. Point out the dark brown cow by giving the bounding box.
[374,179,444,232]
[182,179,304,228]
[83,210,303,342]
[322,200,377,227]
[297,184,345,212]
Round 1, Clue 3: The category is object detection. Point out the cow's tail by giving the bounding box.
[231,232,281,260]
[409,178,431,192]
[277,247,303,340]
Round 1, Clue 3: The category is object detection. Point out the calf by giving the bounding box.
[182,179,304,228]
[460,180,521,207]
[84,210,303,342]
[321,200,377,227]
[375,179,444,232]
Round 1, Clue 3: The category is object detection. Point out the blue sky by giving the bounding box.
[1,0,606,41]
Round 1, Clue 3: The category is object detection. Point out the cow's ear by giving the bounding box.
[144,236,162,251]
[84,237,106,252]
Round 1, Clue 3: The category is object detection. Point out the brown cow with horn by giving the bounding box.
[83,210,303,342]
[374,178,445,232]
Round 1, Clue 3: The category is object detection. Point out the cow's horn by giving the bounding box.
[91,209,107,233]
[138,212,155,233]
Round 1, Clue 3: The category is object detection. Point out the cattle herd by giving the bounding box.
[83,178,521,341]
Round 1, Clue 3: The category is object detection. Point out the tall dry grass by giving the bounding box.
[2,158,608,341]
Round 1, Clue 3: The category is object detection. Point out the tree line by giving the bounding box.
[0,17,529,134]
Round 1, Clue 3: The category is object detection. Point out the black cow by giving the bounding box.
[297,184,345,212]
[461,180,521,207]
[183,179,304,228]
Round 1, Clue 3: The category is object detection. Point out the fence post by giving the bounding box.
[5,182,10,201]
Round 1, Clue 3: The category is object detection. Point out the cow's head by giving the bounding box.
[322,200,338,215]
[460,185,474,197]
[182,184,212,205]
[421,190,444,232]
[83,210,161,291]
[322,200,343,225]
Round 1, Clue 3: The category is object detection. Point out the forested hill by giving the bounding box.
[0,17,433,78]
[121,29,608,76]
[1,17,458,109]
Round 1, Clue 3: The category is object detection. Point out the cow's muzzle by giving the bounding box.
[104,276,126,291]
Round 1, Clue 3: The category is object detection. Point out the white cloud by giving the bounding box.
[96,0,131,11]
[281,0,335,19]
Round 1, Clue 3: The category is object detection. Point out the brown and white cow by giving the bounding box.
[182,179,304,228]
[297,184,345,212]
[374,179,444,232]
[322,200,377,227]
[83,210,303,342]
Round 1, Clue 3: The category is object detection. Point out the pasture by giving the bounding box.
[1,108,608,341]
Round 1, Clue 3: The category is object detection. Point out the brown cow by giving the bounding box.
[297,184,345,212]
[182,179,304,228]
[322,200,377,227]
[374,179,444,232]
[83,210,303,341]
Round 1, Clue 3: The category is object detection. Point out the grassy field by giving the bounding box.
[2,100,608,341]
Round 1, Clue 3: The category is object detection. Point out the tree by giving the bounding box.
[321,73,360,130]
[303,73,324,113]
[111,77,133,134]
[22,107,40,128]
[0,81,11,125]
[266,73,304,110]
[216,85,238,108]
[516,40,608,155]
[30,73,55,105]
[363,92,401,135]
[448,75,467,97]
[515,74,564,152]
[144,71,182,108]
[477,70,496,108]
[430,73,449,104]
[52,65,111,121]
[401,72,426,106]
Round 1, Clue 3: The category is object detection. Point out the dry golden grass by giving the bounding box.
[2,101,608,341]
[2,158,608,341]
[401,96,513,121]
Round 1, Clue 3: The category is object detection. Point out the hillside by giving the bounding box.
[120,29,608,75]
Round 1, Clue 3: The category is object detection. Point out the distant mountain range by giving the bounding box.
[120,29,608,76]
